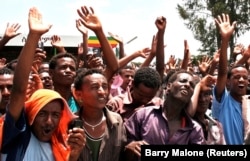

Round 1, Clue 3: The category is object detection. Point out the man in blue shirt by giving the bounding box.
[211,13,248,145]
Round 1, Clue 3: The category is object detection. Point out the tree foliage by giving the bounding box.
[177,0,250,60]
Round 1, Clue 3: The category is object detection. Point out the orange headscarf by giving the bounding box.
[0,115,4,151]
[24,89,76,161]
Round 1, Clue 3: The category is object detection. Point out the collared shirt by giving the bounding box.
[124,105,205,145]
[68,95,80,113]
[212,88,244,144]
[106,89,163,122]
[77,107,127,161]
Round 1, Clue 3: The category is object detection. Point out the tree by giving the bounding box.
[177,0,250,61]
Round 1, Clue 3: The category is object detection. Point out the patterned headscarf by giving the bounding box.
[25,89,76,161]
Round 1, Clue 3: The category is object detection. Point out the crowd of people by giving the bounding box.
[0,4,249,161]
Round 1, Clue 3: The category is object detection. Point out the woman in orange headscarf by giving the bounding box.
[1,89,85,161]
[24,89,76,160]
[1,7,85,161]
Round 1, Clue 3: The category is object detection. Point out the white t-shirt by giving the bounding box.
[1,133,54,161]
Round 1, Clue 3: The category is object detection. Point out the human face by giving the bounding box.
[0,74,13,111]
[228,67,248,97]
[196,91,212,114]
[39,63,49,73]
[78,73,109,111]
[132,83,159,106]
[168,73,195,103]
[120,69,135,89]
[50,57,76,86]
[39,72,53,89]
[31,100,62,142]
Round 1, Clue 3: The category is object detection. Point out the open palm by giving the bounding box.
[215,14,236,39]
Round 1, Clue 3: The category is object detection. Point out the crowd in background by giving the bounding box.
[0,4,249,161]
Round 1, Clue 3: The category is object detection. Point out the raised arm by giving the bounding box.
[50,35,67,53]
[181,40,191,70]
[187,75,216,117]
[214,14,236,101]
[198,55,212,77]
[155,16,166,80]
[77,6,119,82]
[108,32,125,58]
[119,47,150,68]
[232,43,244,63]
[0,23,21,50]
[208,49,220,75]
[8,7,52,122]
[234,45,250,66]
[140,35,157,68]
[76,19,88,57]
[75,19,89,69]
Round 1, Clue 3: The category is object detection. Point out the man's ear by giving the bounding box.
[72,89,83,106]
[72,89,81,100]
[166,83,172,90]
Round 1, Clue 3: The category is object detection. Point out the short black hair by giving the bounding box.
[118,65,135,75]
[0,67,14,75]
[38,61,50,73]
[74,68,105,90]
[227,64,247,79]
[133,67,161,89]
[162,69,178,84]
[49,53,77,70]
[168,69,193,83]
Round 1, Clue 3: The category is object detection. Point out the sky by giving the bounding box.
[0,0,249,62]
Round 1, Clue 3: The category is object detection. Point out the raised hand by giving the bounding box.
[0,23,22,50]
[51,35,64,48]
[77,6,102,32]
[242,45,250,59]
[33,48,47,70]
[155,16,166,32]
[77,43,84,56]
[180,39,191,70]
[167,55,178,70]
[215,13,236,39]
[233,44,244,55]
[76,19,88,35]
[28,7,52,35]
[200,74,216,92]
[213,49,221,63]
[198,55,212,75]
[50,35,66,53]
[86,55,104,69]
[26,66,43,100]
[4,23,21,39]
[150,35,157,55]
[135,47,151,58]
[108,32,123,43]
[184,40,189,56]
